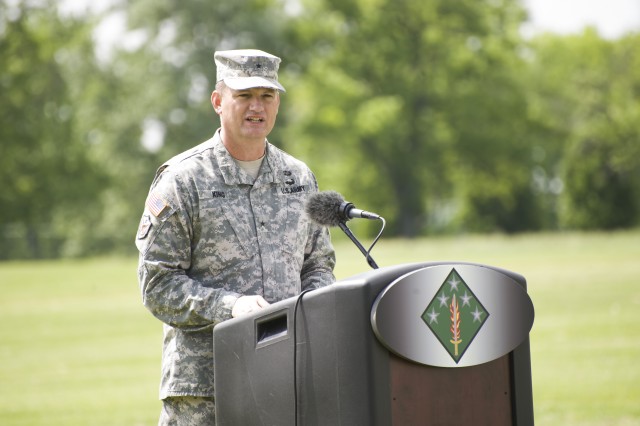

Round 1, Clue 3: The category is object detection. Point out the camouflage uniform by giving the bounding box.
[158,397,216,425]
[135,130,336,400]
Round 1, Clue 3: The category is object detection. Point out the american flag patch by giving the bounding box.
[146,190,168,217]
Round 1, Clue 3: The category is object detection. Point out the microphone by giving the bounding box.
[304,191,381,227]
[305,191,384,270]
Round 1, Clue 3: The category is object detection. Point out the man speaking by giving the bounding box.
[135,49,336,425]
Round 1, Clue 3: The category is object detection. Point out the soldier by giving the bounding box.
[135,49,336,425]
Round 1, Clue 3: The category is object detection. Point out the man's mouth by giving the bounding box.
[247,117,264,122]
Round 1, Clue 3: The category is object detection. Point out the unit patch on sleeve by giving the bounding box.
[137,214,152,239]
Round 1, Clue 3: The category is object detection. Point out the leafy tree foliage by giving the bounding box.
[283,0,538,236]
[1,1,638,259]
[526,30,640,230]
[0,2,107,258]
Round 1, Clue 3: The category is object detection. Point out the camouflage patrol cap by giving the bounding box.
[214,49,286,92]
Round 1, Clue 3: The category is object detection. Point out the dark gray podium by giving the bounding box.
[213,261,534,425]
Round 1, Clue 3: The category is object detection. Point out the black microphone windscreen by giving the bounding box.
[305,191,345,227]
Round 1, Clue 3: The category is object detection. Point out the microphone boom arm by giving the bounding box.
[337,221,380,270]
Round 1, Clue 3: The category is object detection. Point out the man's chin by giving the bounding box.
[242,125,272,140]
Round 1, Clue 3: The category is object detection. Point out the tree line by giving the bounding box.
[1,0,638,259]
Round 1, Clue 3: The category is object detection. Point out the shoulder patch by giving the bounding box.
[146,190,169,217]
[137,214,152,239]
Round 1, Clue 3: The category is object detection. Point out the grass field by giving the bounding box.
[1,231,639,425]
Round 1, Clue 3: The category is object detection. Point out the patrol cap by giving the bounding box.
[214,49,286,92]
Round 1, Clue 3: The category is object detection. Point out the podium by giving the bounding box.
[213,261,535,425]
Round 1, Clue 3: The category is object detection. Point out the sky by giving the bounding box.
[521,0,640,39]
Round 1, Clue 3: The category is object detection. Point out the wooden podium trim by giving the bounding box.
[390,353,513,425]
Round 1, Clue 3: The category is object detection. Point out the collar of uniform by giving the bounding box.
[212,130,285,185]
[264,143,295,184]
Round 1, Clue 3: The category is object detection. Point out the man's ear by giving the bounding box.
[211,90,222,115]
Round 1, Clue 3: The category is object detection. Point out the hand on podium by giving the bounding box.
[232,295,270,318]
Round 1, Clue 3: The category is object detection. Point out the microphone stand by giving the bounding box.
[338,221,379,270]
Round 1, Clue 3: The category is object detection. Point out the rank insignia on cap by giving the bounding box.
[214,49,286,92]
[146,190,168,217]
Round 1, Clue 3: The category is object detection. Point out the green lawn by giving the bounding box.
[1,231,639,425]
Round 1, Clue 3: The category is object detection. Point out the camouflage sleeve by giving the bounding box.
[301,224,336,291]
[300,174,336,290]
[136,171,239,332]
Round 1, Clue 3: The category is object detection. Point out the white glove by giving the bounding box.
[232,295,270,318]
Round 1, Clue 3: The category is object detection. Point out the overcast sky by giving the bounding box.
[522,0,640,39]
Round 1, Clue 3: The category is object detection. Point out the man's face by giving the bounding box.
[212,85,280,145]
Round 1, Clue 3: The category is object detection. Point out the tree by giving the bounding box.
[283,0,534,236]
[527,29,640,230]
[0,2,106,259]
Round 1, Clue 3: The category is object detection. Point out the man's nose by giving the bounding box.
[249,96,264,111]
